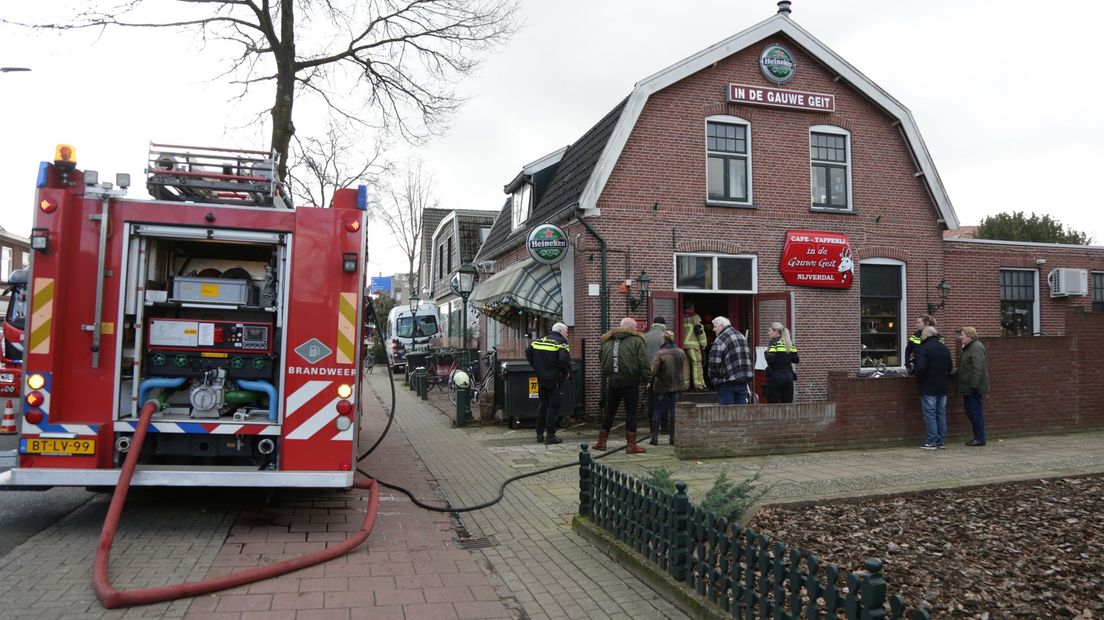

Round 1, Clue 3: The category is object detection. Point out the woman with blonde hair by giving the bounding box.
[764,322,799,403]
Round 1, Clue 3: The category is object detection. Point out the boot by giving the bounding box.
[592,429,609,451]
[625,431,647,454]
[545,433,563,445]
[649,418,659,445]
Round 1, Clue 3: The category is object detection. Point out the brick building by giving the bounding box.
[472,5,1104,419]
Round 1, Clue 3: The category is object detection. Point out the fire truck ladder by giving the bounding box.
[145,143,291,208]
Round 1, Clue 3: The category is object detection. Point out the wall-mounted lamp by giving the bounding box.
[626,271,651,312]
[927,280,951,315]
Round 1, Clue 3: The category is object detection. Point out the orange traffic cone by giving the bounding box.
[0,400,16,434]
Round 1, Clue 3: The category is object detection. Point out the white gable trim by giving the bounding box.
[578,14,958,229]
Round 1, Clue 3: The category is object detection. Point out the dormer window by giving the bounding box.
[511,183,532,230]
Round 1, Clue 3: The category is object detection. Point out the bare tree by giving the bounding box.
[378,159,435,296]
[287,122,390,208]
[4,1,518,181]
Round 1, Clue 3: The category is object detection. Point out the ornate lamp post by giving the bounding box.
[454,263,477,425]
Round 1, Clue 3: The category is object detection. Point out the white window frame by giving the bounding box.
[858,258,907,372]
[1,247,11,281]
[705,115,753,207]
[809,125,853,212]
[672,252,758,293]
[999,268,1040,335]
[510,183,532,231]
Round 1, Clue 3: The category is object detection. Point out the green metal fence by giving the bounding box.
[578,446,930,620]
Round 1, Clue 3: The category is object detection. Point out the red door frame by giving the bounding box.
[752,292,794,401]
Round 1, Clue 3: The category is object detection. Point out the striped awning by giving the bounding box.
[472,259,562,321]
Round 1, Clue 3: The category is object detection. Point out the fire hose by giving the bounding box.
[92,400,381,609]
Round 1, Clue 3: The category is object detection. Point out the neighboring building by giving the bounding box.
[388,272,413,304]
[0,226,30,316]
[471,4,1104,410]
[425,210,496,347]
[418,208,453,299]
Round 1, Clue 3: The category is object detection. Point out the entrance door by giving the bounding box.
[752,292,794,400]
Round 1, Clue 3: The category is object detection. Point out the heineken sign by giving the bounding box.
[759,44,796,84]
[527,224,569,265]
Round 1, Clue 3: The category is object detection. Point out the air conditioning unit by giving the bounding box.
[1047,268,1088,298]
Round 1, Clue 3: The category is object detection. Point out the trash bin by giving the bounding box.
[500,360,580,429]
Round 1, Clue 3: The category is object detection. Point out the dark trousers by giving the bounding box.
[963,392,985,443]
[536,380,563,438]
[602,382,640,432]
[764,380,794,403]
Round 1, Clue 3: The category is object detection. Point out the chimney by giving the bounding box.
[777,1,792,15]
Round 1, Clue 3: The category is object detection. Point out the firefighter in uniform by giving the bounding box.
[682,302,708,390]
[525,322,571,444]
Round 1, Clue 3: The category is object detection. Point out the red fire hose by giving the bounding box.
[93,401,381,609]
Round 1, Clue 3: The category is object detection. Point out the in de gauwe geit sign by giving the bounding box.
[727,83,834,113]
[779,230,854,289]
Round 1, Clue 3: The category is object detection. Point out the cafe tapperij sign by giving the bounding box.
[779,230,854,289]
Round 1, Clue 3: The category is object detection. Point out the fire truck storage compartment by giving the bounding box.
[118,225,288,465]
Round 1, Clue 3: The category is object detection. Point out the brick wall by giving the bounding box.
[674,310,1104,458]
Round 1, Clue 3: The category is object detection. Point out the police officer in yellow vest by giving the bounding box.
[525,322,571,444]
[682,302,708,390]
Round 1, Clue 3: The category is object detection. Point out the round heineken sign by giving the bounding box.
[527,224,569,265]
[759,44,796,84]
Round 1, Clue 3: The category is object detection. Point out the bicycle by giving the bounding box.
[424,350,459,393]
[447,348,497,407]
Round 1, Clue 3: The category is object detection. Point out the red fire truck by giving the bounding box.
[0,143,368,489]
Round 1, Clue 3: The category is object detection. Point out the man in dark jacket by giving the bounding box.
[913,325,952,450]
[594,317,650,454]
[525,322,571,445]
[953,326,990,447]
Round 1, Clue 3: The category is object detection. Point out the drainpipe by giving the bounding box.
[576,208,609,334]
[576,207,609,411]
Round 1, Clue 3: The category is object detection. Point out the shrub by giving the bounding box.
[699,470,767,523]
[642,465,678,495]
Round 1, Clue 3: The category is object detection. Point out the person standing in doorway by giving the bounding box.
[593,318,650,453]
[644,317,667,435]
[905,314,937,374]
[954,326,989,446]
[764,322,799,403]
[525,322,571,445]
[649,330,687,445]
[914,325,952,450]
[707,316,753,405]
[682,303,708,390]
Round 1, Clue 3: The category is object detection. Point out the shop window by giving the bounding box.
[859,260,904,368]
[706,116,752,206]
[511,183,532,230]
[999,269,1038,336]
[1092,272,1104,312]
[810,126,851,211]
[674,253,756,293]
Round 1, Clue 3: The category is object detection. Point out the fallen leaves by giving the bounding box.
[748,475,1104,619]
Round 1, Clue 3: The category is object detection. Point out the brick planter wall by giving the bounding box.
[673,311,1104,459]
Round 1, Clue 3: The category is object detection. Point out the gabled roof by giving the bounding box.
[476,98,628,261]
[578,12,958,228]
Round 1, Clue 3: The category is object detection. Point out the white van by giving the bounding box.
[386,302,441,372]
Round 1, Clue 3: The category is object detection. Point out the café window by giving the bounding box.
[859,260,904,368]
[706,116,752,205]
[1000,269,1038,336]
[1094,272,1104,312]
[674,253,756,293]
[810,126,852,211]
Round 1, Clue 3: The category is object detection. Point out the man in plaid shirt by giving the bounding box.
[708,316,753,405]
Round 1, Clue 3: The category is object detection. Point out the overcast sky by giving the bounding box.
[2,0,1102,276]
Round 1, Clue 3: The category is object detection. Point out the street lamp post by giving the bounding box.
[454,263,477,426]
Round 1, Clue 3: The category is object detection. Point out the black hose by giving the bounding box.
[355,296,627,514]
